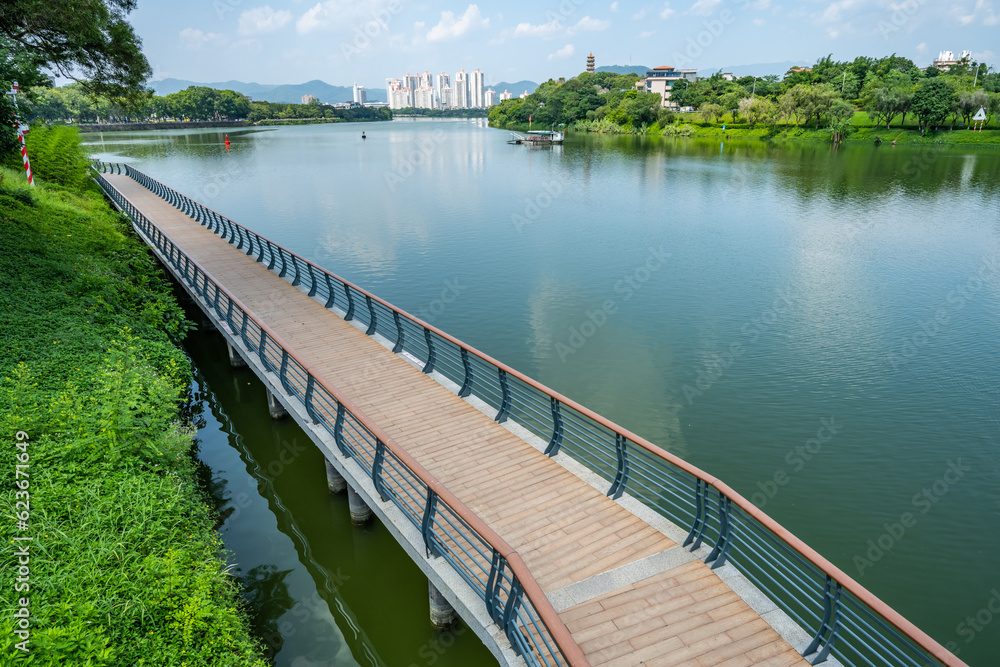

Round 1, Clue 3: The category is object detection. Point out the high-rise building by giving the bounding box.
[353,83,367,104]
[499,90,512,101]
[470,68,485,107]
[386,78,413,109]
[414,85,436,109]
[301,94,317,104]
[484,88,497,107]
[587,53,595,73]
[437,72,451,107]
[454,69,469,108]
[403,72,420,97]
[439,86,455,108]
[420,70,433,89]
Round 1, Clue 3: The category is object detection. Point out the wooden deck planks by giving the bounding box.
[105,174,809,667]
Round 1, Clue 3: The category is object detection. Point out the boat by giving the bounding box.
[507,130,564,145]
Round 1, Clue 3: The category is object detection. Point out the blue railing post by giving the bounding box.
[392,311,405,353]
[485,550,506,623]
[364,295,377,335]
[684,478,709,550]
[344,285,356,321]
[705,492,733,569]
[608,434,630,500]
[333,403,348,457]
[544,397,564,456]
[502,579,526,657]
[420,488,440,558]
[423,329,437,374]
[458,348,473,398]
[324,274,337,309]
[805,576,844,665]
[372,439,389,501]
[306,264,318,297]
[304,376,321,424]
[291,257,303,286]
[258,330,269,369]
[496,369,511,423]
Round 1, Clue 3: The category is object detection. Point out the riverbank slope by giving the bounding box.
[0,167,267,665]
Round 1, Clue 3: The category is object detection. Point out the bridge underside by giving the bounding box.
[104,173,809,667]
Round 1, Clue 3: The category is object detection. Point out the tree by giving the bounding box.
[957,89,988,126]
[738,97,778,126]
[779,83,839,128]
[0,0,151,102]
[911,79,955,132]
[865,70,913,129]
[699,103,723,124]
[828,98,855,125]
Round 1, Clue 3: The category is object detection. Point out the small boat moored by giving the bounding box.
[508,130,565,145]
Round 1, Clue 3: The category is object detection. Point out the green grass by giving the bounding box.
[0,167,267,666]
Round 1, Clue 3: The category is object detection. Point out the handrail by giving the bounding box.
[92,166,587,667]
[94,162,967,667]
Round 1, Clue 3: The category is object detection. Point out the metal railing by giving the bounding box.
[92,165,586,667]
[94,162,967,667]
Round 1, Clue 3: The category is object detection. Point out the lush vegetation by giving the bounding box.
[392,107,488,118]
[0,141,267,664]
[490,54,1000,142]
[20,83,392,124]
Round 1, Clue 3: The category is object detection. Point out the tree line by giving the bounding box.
[22,84,392,124]
[489,54,1000,136]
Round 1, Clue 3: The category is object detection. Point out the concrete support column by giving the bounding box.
[201,311,217,332]
[428,580,457,629]
[266,389,288,420]
[325,459,346,494]
[226,340,247,368]
[346,484,372,525]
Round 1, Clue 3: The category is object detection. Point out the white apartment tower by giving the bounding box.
[499,89,512,101]
[437,72,451,107]
[484,88,497,107]
[353,83,367,104]
[414,86,436,109]
[454,69,469,108]
[470,68,485,107]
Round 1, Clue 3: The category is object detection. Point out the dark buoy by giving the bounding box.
[361,131,366,140]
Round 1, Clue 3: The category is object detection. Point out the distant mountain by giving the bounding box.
[596,65,650,76]
[148,78,388,103]
[489,80,538,95]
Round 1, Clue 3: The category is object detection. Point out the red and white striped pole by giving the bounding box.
[8,81,33,186]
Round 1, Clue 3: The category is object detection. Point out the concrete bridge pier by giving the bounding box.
[226,340,247,368]
[266,390,288,420]
[201,310,217,332]
[346,484,373,525]
[325,459,346,494]
[429,580,457,629]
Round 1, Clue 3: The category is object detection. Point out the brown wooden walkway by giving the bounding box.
[105,173,809,667]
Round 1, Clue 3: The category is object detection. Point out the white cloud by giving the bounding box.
[632,5,650,19]
[297,3,328,34]
[820,0,861,23]
[568,16,611,34]
[296,0,399,34]
[512,19,564,38]
[957,0,1000,25]
[610,1,619,10]
[659,2,675,18]
[427,4,490,42]
[688,0,721,15]
[916,41,927,52]
[826,26,839,38]
[548,43,575,60]
[239,6,292,36]
[639,30,655,38]
[752,17,765,25]
[179,28,226,51]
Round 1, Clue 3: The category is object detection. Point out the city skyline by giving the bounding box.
[386,67,506,109]
[127,0,997,89]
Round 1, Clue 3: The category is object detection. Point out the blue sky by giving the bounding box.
[129,0,998,87]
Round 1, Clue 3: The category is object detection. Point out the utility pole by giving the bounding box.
[5,81,34,186]
[841,71,847,93]
[751,76,757,99]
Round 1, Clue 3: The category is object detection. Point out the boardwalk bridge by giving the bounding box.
[93,163,965,667]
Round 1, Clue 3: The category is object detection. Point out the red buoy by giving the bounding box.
[225,135,231,150]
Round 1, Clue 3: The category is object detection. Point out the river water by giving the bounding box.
[84,120,1000,666]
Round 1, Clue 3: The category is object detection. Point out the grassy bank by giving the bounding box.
[569,110,1000,146]
[0,167,267,666]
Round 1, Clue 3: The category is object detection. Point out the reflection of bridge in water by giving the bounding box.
[94,162,964,667]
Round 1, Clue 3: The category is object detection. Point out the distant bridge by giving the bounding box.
[93,162,964,667]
